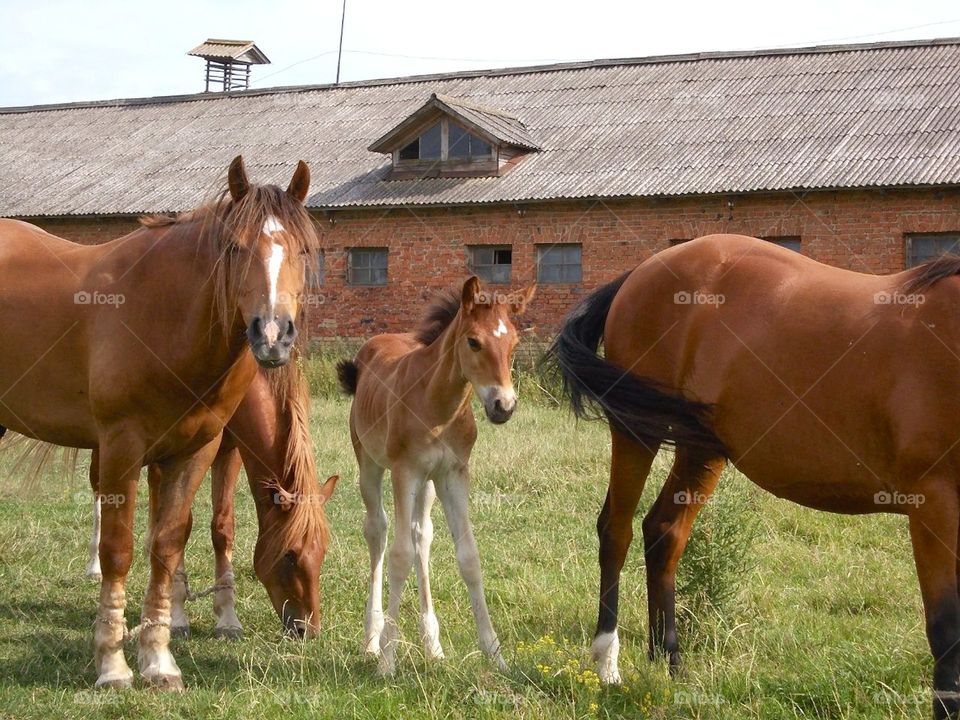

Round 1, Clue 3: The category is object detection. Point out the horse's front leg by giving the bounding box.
[85,450,102,580]
[93,437,144,689]
[138,436,221,690]
[210,445,243,639]
[435,463,506,671]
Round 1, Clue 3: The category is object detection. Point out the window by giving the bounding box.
[449,123,491,158]
[468,245,512,284]
[537,244,582,284]
[305,250,325,287]
[397,119,492,163]
[763,236,802,253]
[907,233,960,268]
[347,248,388,286]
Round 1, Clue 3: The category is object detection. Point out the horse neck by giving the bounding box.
[415,317,473,422]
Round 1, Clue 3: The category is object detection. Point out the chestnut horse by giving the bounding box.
[82,364,337,639]
[337,277,535,675]
[546,234,960,719]
[0,156,318,689]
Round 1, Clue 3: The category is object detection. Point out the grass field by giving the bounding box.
[0,394,932,719]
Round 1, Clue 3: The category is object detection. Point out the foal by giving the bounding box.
[338,277,534,675]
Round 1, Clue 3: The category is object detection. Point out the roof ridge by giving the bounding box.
[432,93,522,122]
[3,36,960,114]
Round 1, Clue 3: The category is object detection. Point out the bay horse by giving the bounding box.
[82,364,337,639]
[337,276,535,675]
[0,156,318,690]
[545,233,960,719]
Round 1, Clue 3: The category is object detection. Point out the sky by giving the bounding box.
[1,0,960,107]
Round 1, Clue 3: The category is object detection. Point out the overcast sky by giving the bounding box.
[2,0,959,107]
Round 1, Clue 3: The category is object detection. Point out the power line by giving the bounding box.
[335,0,347,84]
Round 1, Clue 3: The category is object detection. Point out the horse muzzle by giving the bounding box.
[478,386,517,424]
[248,314,297,368]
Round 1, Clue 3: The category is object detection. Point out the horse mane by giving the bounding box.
[259,351,330,566]
[902,254,960,294]
[140,181,321,335]
[413,287,462,345]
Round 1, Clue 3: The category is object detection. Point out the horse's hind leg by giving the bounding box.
[413,479,443,660]
[85,450,102,580]
[908,487,960,720]
[641,447,725,672]
[357,451,387,656]
[210,445,243,639]
[592,432,659,684]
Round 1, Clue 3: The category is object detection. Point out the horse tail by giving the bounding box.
[336,359,359,396]
[542,272,726,455]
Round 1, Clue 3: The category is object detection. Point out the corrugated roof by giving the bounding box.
[368,93,541,153]
[3,37,960,217]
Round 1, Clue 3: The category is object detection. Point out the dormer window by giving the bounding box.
[369,93,540,179]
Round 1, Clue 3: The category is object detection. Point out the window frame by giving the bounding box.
[394,117,495,167]
[536,243,582,284]
[467,244,513,284]
[347,247,388,287]
[762,235,802,253]
[906,232,960,269]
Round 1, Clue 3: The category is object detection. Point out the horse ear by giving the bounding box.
[318,475,339,503]
[228,156,250,203]
[511,285,537,315]
[287,160,311,204]
[461,275,481,315]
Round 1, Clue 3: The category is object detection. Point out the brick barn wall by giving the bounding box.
[20,187,960,339]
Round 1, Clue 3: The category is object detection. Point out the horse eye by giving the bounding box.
[467,337,481,352]
[283,550,297,566]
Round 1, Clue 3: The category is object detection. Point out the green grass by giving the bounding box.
[0,397,931,719]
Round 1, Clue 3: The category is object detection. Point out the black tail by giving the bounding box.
[542,273,726,455]
[336,359,359,395]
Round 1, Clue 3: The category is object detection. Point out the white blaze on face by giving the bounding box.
[493,319,508,338]
[263,216,285,236]
[262,239,285,346]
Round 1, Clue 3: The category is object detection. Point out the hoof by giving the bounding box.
[214,626,243,641]
[85,571,102,582]
[377,656,396,677]
[363,638,381,657]
[95,673,133,690]
[141,673,184,692]
[492,653,509,672]
[170,626,190,639]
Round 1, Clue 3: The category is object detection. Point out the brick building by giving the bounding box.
[2,38,960,338]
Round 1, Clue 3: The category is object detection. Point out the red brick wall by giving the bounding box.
[21,187,960,339]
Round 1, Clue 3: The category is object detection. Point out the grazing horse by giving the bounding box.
[83,364,337,639]
[0,156,318,689]
[337,277,535,675]
[545,233,960,719]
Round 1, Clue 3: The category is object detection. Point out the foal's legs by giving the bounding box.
[357,452,387,656]
[435,464,506,670]
[137,437,220,689]
[378,465,421,676]
[413,479,443,660]
[93,437,144,689]
[86,451,102,580]
[641,448,724,671]
[210,445,243,639]
[592,432,659,684]
[908,488,960,720]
